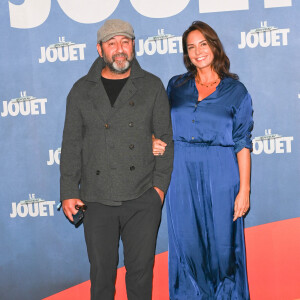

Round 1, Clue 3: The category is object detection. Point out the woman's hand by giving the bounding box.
[233,190,250,221]
[234,148,251,221]
[152,138,167,156]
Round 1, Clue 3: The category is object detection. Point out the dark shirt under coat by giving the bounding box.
[60,57,174,206]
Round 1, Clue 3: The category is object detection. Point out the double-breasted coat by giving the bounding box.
[60,57,174,206]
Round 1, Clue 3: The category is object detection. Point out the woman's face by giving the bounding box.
[186,30,214,71]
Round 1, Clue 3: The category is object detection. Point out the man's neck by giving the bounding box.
[101,67,131,80]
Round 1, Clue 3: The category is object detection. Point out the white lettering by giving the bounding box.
[69,45,79,61]
[77,44,86,60]
[28,203,39,217]
[18,204,29,218]
[1,101,8,117]
[130,0,190,18]
[283,136,293,153]
[9,0,293,29]
[264,0,292,8]
[271,30,281,46]
[57,0,120,23]
[1,99,47,117]
[263,139,275,154]
[8,0,51,29]
[199,0,249,13]
[39,47,46,63]
[10,203,17,218]
[259,31,271,47]
[238,32,246,49]
[30,100,39,115]
[10,201,56,218]
[253,137,293,155]
[9,102,19,116]
[168,38,178,54]
[39,45,86,63]
[39,99,47,114]
[144,40,156,56]
[278,29,289,45]
[156,39,168,55]
[39,202,48,216]
[136,37,183,57]
[46,47,58,63]
[253,140,263,155]
[136,40,144,56]
[19,101,31,116]
[238,29,289,49]
[57,47,69,62]
[47,148,61,165]
[275,138,284,153]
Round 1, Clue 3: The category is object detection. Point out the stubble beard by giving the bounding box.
[102,48,135,74]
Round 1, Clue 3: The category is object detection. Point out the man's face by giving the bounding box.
[98,35,135,74]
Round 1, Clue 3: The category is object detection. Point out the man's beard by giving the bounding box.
[102,49,135,74]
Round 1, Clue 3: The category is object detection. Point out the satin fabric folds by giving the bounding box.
[166,74,253,300]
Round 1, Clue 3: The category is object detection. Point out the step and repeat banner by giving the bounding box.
[1,1,299,299]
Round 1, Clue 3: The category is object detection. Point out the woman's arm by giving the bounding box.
[233,147,251,221]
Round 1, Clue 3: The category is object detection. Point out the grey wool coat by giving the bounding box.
[60,57,174,206]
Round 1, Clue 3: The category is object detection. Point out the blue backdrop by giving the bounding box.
[1,1,299,299]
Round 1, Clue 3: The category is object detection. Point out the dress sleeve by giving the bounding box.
[232,92,254,153]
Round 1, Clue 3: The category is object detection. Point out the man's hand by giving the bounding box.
[153,187,165,204]
[62,198,85,222]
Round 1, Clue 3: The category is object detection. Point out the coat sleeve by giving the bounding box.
[152,81,174,193]
[60,86,83,201]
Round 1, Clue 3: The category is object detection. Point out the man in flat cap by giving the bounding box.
[60,19,173,299]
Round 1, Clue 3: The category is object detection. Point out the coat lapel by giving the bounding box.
[85,57,144,121]
[86,57,111,122]
[88,82,112,122]
[108,59,144,118]
[109,79,137,117]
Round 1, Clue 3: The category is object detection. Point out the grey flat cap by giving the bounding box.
[97,19,135,43]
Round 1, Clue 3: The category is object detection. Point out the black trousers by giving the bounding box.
[83,187,162,300]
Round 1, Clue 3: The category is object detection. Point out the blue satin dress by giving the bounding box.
[166,73,253,300]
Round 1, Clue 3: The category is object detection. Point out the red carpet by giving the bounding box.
[43,251,169,300]
[44,218,300,300]
[245,217,300,300]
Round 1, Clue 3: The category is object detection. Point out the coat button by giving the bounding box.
[128,122,134,127]
[129,101,134,106]
[104,123,110,129]
[96,170,100,175]
[129,144,134,150]
[130,166,135,171]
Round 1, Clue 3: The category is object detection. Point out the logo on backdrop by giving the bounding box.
[47,147,61,165]
[252,129,293,155]
[136,29,182,56]
[1,91,47,117]
[238,21,290,49]
[9,0,292,29]
[38,37,86,63]
[10,194,56,218]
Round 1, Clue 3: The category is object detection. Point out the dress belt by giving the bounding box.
[174,140,210,147]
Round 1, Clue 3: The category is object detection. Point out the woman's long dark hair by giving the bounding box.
[182,21,238,80]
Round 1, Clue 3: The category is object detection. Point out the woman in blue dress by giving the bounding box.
[153,21,253,299]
